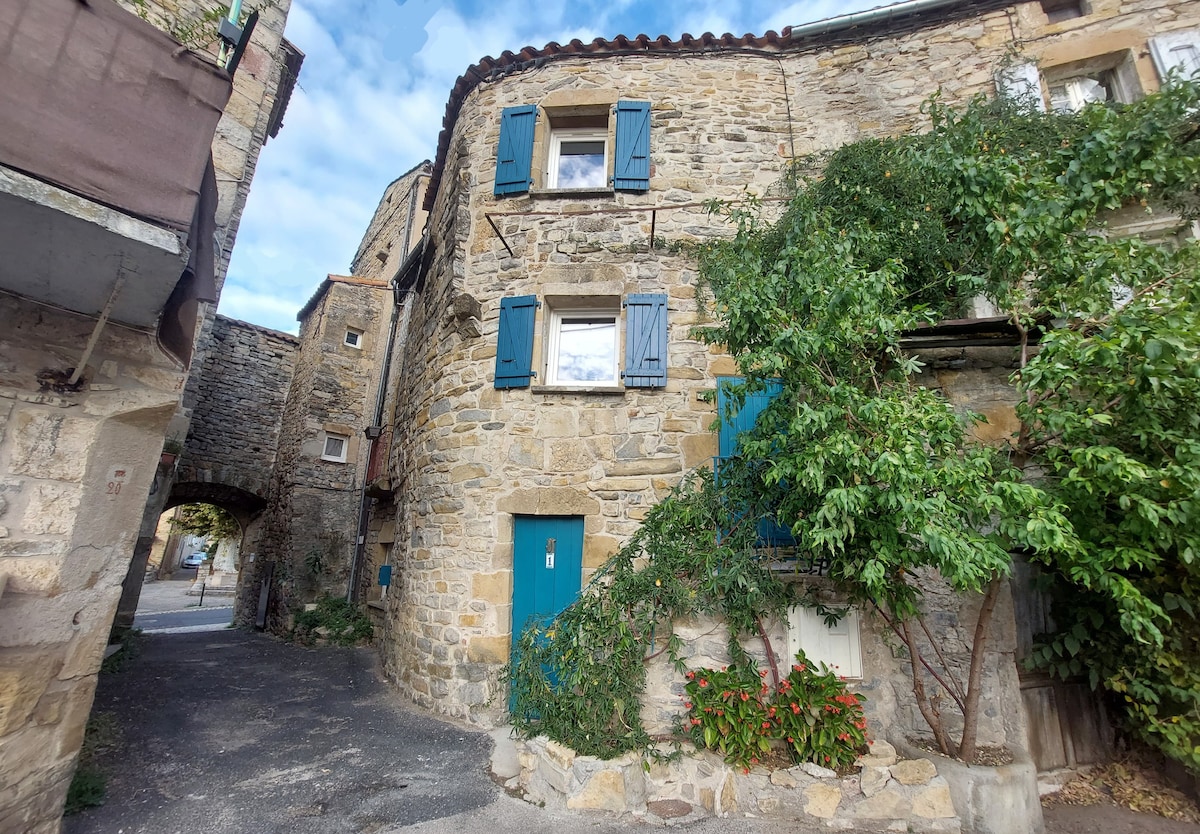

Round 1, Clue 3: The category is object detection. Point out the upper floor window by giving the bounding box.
[548,128,608,189]
[1048,72,1113,112]
[321,432,349,463]
[997,51,1140,113]
[546,302,620,386]
[344,328,363,349]
[493,100,651,196]
[493,293,667,390]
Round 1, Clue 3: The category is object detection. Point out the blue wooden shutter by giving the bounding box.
[612,100,650,191]
[494,295,538,388]
[716,378,793,545]
[622,293,667,387]
[494,105,537,196]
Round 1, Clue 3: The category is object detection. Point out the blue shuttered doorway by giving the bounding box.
[511,516,584,648]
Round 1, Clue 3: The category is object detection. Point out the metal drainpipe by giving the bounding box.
[346,175,426,603]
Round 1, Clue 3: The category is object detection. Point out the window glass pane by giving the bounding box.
[556,140,606,188]
[555,318,616,382]
[324,436,345,458]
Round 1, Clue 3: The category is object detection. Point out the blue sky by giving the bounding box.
[221,0,887,333]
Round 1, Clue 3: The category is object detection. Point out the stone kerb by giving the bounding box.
[512,737,961,831]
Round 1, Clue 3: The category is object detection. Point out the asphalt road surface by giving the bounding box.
[65,630,1198,834]
[133,605,233,633]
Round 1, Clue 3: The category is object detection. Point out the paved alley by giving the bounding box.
[65,630,1197,834]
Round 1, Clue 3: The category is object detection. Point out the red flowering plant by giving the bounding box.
[682,652,867,771]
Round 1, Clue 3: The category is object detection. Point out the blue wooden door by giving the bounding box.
[511,516,584,645]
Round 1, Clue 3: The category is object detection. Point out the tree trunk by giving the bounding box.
[957,575,1003,762]
[902,618,952,755]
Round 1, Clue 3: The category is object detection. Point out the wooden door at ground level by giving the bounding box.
[511,515,583,646]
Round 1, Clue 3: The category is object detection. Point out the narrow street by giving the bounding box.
[63,626,1198,834]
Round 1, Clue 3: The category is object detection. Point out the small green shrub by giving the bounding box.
[292,596,373,646]
[682,653,867,771]
[100,629,142,674]
[64,713,120,815]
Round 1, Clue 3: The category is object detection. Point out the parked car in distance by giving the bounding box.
[181,552,207,569]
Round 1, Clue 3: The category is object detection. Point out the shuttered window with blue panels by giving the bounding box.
[612,100,651,191]
[494,295,539,388]
[622,293,667,387]
[492,100,651,196]
[492,293,668,389]
[494,105,537,196]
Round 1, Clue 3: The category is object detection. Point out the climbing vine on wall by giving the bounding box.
[511,78,1200,772]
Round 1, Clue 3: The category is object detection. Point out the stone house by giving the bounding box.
[245,162,430,627]
[358,0,1200,769]
[0,0,296,830]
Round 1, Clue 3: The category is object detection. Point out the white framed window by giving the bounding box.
[1048,73,1113,112]
[344,328,363,349]
[547,128,608,190]
[787,605,863,680]
[545,302,620,386]
[321,432,349,463]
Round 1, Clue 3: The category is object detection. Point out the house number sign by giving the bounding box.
[545,538,556,570]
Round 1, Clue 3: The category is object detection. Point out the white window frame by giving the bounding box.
[321,432,349,463]
[786,605,863,680]
[545,302,621,387]
[546,128,609,190]
[344,328,363,349]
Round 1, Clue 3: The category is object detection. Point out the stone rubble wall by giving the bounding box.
[250,281,386,626]
[177,315,298,501]
[515,736,961,832]
[0,297,186,834]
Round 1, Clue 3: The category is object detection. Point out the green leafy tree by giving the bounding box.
[170,503,239,544]
[696,78,1200,767]
[509,78,1200,772]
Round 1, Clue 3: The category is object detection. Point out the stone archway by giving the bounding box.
[112,480,268,635]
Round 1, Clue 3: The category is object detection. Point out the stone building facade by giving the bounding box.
[367,0,1200,757]
[248,276,389,623]
[248,163,430,625]
[0,1,295,830]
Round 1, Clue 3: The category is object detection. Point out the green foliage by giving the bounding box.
[682,654,867,771]
[698,79,1200,769]
[170,503,239,543]
[64,713,120,815]
[509,470,793,758]
[515,78,1200,772]
[292,596,373,646]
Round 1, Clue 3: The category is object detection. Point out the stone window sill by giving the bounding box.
[531,385,626,395]
[529,187,614,199]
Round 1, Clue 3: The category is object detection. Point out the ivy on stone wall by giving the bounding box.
[511,78,1200,772]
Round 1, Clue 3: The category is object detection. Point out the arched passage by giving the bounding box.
[112,480,269,635]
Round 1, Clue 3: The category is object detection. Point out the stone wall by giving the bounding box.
[374,0,1200,737]
[177,315,298,501]
[250,278,387,625]
[0,295,185,834]
[514,737,966,832]
[0,1,295,830]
